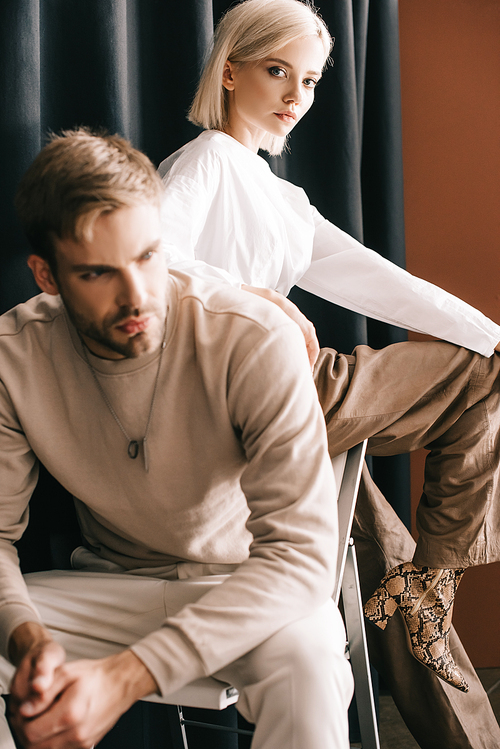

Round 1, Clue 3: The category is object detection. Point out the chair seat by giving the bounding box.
[142,676,239,710]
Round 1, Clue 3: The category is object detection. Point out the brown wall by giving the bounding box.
[399,0,500,667]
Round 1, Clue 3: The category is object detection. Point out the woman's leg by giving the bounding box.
[314,341,500,744]
[354,468,500,749]
[314,340,500,566]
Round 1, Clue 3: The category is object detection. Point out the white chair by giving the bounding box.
[334,442,380,749]
[142,441,380,749]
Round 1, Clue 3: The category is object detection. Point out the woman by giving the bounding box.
[158,0,500,732]
[160,0,499,361]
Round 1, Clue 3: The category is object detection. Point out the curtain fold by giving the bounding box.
[286,0,410,524]
[362,0,410,519]
[0,0,410,517]
[286,0,368,353]
[0,0,41,310]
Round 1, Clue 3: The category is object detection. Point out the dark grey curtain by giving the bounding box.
[1,0,410,526]
[0,0,408,744]
[1,0,405,317]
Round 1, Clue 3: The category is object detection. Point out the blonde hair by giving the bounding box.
[189,0,332,155]
[15,128,163,270]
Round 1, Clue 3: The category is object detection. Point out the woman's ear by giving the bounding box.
[222,60,236,91]
[27,255,60,295]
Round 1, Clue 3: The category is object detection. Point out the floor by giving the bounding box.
[376,668,500,749]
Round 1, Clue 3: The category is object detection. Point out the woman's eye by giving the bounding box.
[304,78,318,88]
[268,66,286,78]
[141,250,154,262]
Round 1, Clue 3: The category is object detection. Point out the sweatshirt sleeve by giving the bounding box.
[0,380,43,658]
[296,207,500,357]
[131,320,339,696]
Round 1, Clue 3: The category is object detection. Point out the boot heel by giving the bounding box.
[363,561,469,692]
[364,581,397,630]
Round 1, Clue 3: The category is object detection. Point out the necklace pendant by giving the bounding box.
[128,440,140,459]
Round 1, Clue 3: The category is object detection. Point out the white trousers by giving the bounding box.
[0,570,353,749]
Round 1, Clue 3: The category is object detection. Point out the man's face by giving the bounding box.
[53,203,168,360]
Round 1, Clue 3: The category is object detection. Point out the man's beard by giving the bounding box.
[63,297,166,358]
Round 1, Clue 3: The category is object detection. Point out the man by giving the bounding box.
[3,129,500,749]
[0,129,352,748]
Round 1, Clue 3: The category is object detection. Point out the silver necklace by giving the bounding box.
[80,333,166,472]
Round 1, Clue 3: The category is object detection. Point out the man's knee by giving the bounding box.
[217,602,353,739]
[221,600,351,690]
[267,601,347,671]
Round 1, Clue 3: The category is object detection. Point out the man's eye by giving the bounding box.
[268,66,286,78]
[80,269,108,281]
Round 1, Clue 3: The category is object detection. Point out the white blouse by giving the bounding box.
[159,130,500,357]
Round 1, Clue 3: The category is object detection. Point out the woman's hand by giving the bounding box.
[242,285,320,367]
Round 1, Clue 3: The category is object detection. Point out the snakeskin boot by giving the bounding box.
[363,561,468,692]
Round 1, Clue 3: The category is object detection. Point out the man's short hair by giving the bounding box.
[15,128,164,271]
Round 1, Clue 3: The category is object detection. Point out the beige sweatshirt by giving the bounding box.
[0,270,338,696]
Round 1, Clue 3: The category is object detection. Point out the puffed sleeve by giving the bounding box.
[296,207,500,357]
[159,150,241,287]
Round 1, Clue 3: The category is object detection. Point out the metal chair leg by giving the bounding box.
[342,541,380,749]
[177,705,190,749]
[176,705,254,746]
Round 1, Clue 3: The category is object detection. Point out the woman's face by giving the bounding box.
[222,35,326,152]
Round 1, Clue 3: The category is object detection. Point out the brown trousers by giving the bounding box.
[314,341,500,749]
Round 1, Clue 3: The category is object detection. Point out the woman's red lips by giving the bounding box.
[116,316,152,335]
[274,111,297,123]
